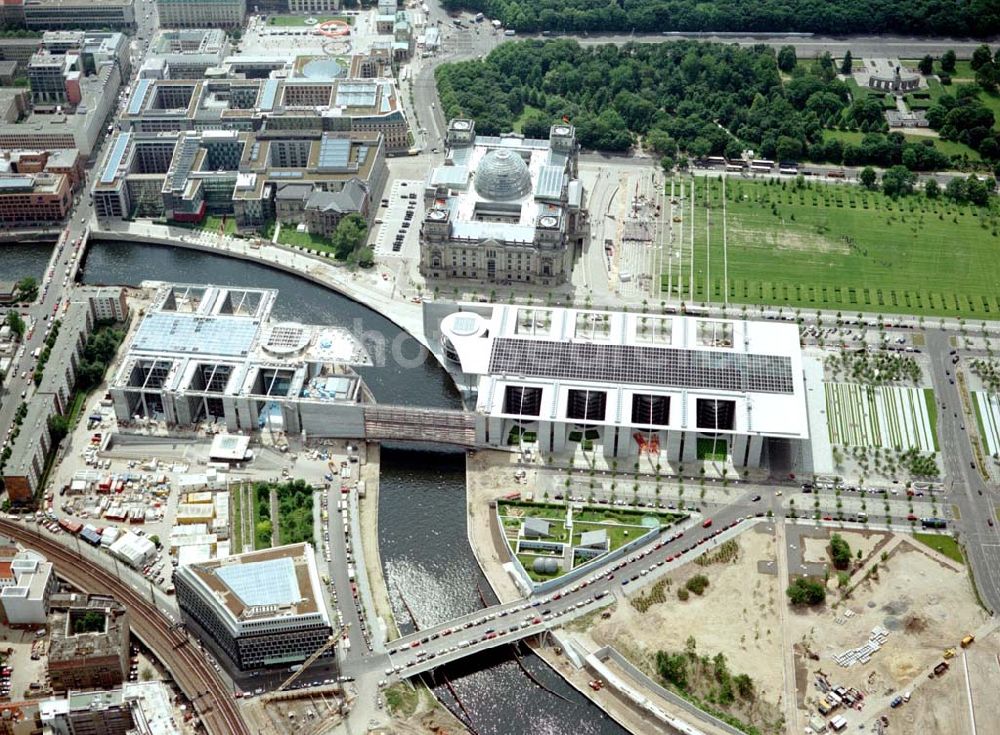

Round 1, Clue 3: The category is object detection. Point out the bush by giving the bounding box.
[830,533,852,570]
[677,587,690,601]
[786,577,827,606]
[685,574,710,595]
[655,651,688,690]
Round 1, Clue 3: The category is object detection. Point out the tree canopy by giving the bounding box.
[787,577,827,606]
[437,41,993,173]
[443,0,1000,35]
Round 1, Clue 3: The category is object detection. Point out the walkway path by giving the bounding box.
[94,221,428,347]
[774,521,800,734]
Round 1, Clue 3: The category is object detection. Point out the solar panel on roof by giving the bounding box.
[488,338,794,394]
[132,312,259,357]
[259,78,279,111]
[127,79,151,116]
[164,136,199,192]
[100,132,131,185]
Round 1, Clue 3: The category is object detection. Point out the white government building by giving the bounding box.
[108,284,370,437]
[425,303,809,468]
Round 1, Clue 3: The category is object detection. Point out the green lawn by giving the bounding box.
[230,484,244,553]
[924,389,940,452]
[518,553,562,581]
[696,437,728,461]
[165,215,237,235]
[384,683,419,717]
[665,177,1000,317]
[572,520,647,549]
[900,60,975,81]
[976,90,1000,131]
[822,129,981,161]
[512,104,543,134]
[498,500,567,521]
[913,532,964,564]
[277,225,345,257]
[267,14,352,26]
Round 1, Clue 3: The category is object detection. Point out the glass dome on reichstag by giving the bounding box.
[475,149,532,201]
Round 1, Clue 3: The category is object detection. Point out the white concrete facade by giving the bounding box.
[428,303,810,468]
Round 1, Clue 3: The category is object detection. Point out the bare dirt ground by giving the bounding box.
[802,529,883,565]
[379,684,471,735]
[580,525,785,732]
[358,441,399,639]
[864,627,1000,735]
[793,537,992,732]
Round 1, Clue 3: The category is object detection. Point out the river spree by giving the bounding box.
[80,241,626,735]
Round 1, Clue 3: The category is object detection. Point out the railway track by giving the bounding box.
[0,520,249,735]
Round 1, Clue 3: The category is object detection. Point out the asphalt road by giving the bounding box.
[0,0,160,455]
[924,329,1000,613]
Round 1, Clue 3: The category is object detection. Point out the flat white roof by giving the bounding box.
[441,304,809,439]
[209,433,250,461]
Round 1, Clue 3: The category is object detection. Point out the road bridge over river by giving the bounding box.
[344,502,754,680]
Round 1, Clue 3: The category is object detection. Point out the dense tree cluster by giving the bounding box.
[829,533,852,570]
[786,577,827,606]
[926,82,1000,163]
[438,41,832,155]
[443,0,999,36]
[437,41,989,174]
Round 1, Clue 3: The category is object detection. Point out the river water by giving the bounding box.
[0,242,54,283]
[77,241,626,735]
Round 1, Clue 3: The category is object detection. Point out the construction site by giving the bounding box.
[568,522,998,735]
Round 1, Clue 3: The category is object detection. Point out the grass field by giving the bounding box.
[900,59,976,81]
[663,177,1000,317]
[277,225,344,257]
[913,532,964,564]
[973,391,1000,456]
[824,383,937,452]
[512,104,543,134]
[823,129,981,161]
[230,485,244,553]
[696,437,728,461]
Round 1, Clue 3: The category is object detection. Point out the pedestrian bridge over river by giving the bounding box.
[362,405,476,446]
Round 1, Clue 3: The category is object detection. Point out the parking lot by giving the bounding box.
[372,179,422,259]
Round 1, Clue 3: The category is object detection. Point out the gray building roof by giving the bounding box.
[523,517,551,537]
[304,178,366,214]
[578,529,608,549]
[3,398,55,479]
[274,182,313,202]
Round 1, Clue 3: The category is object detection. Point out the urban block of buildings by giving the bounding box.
[420,119,588,287]
[174,542,333,672]
[425,303,809,468]
[0,30,129,155]
[2,288,126,502]
[0,0,136,31]
[108,284,370,436]
[93,127,387,237]
[139,29,230,80]
[118,71,410,154]
[38,681,181,735]
[47,594,130,692]
[155,0,243,28]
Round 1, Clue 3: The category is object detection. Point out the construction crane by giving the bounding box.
[262,626,347,701]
